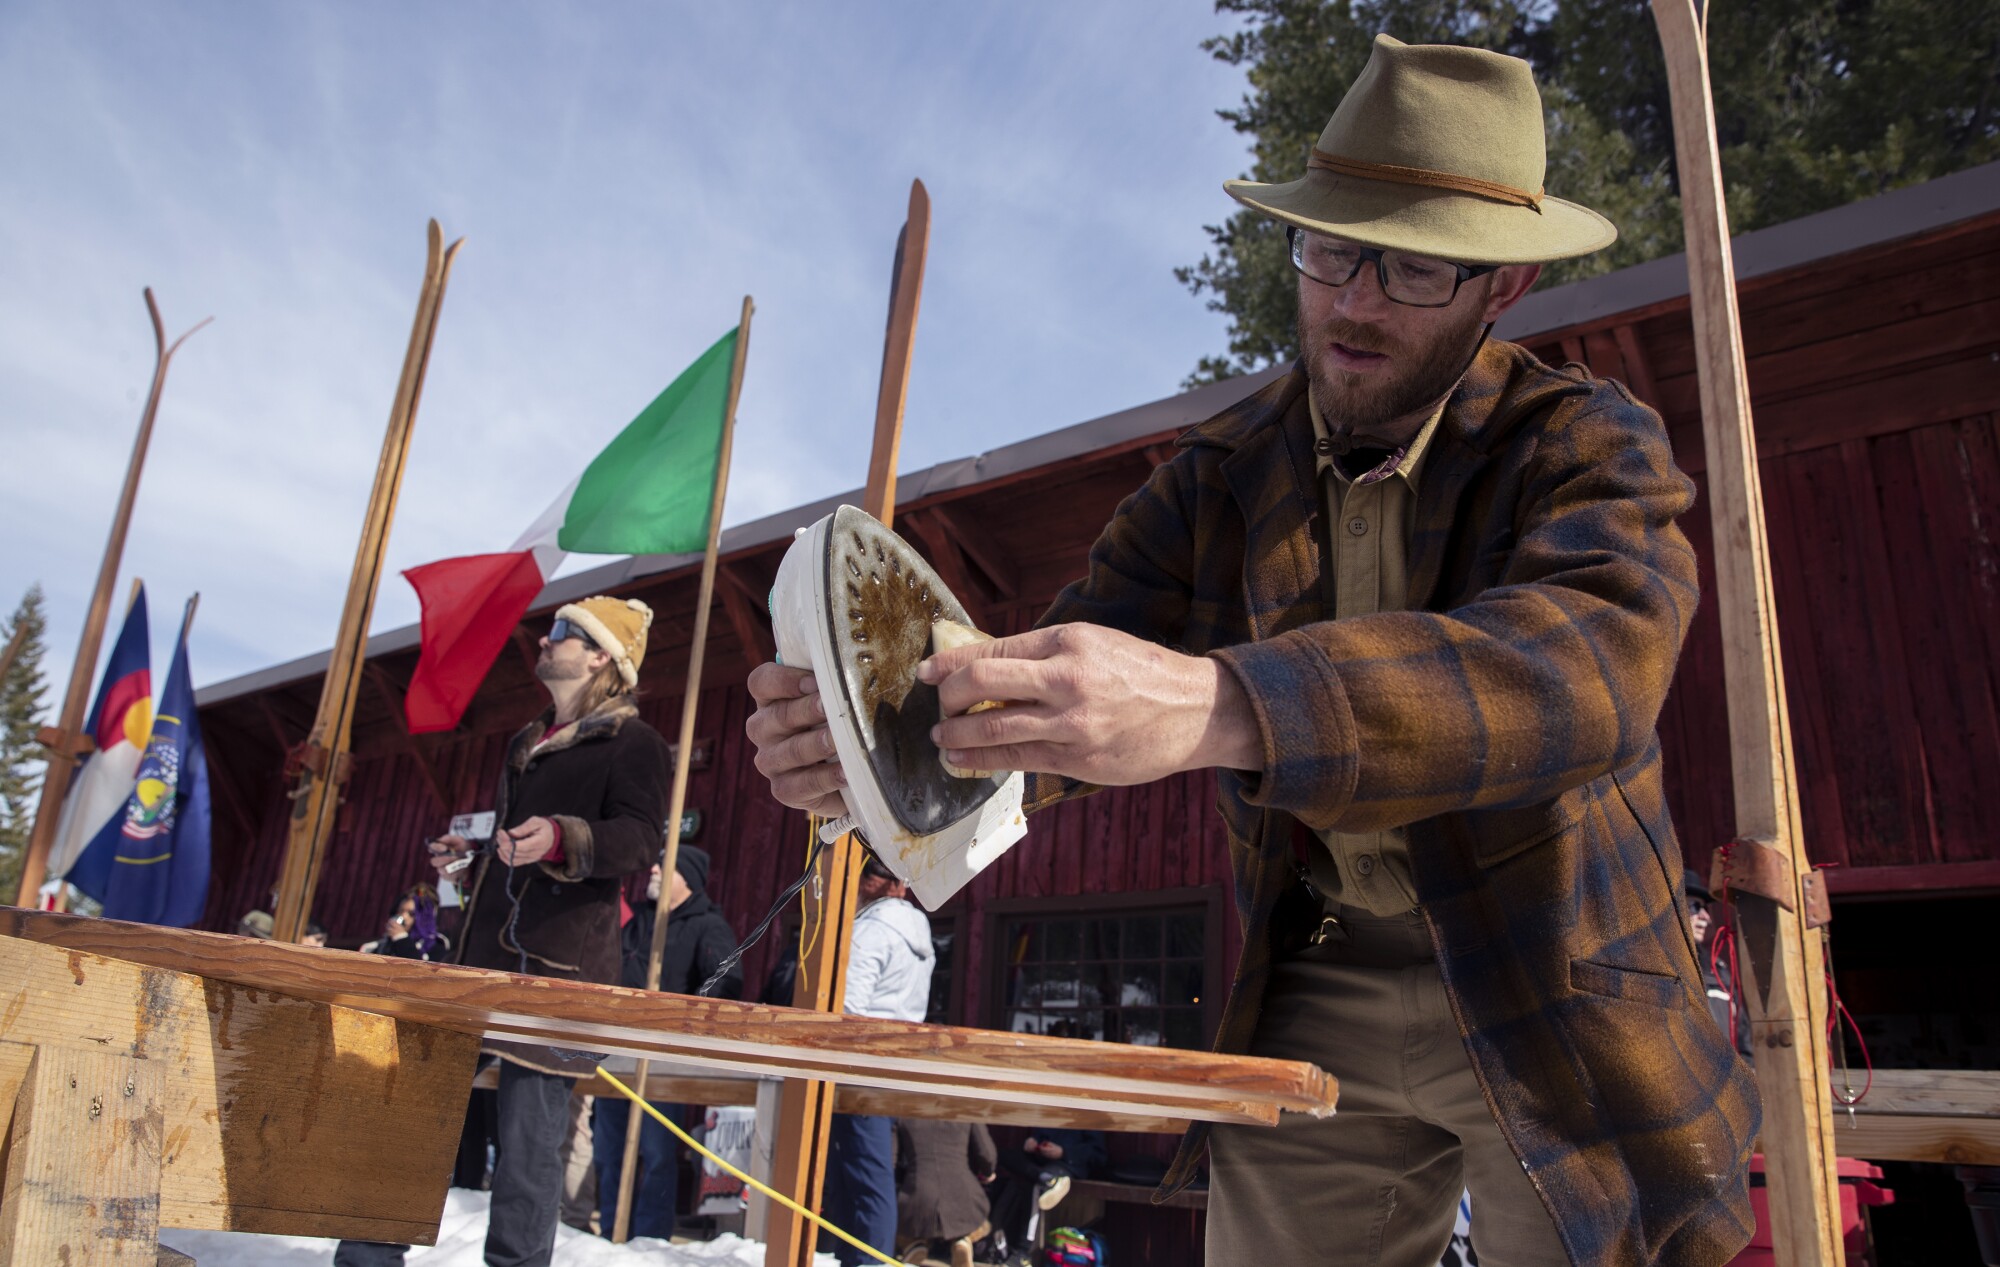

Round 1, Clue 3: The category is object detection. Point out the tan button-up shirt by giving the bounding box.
[1304,391,1446,916]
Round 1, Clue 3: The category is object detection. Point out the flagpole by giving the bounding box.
[765,178,930,1267]
[271,221,464,945]
[611,296,755,1243]
[16,291,209,907]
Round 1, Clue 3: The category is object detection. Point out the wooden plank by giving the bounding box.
[1854,1069,2000,1119]
[0,912,1331,1130]
[1834,1115,2000,1166]
[0,932,480,1242]
[716,562,777,671]
[1820,861,2000,895]
[0,1045,164,1265]
[481,1066,1194,1135]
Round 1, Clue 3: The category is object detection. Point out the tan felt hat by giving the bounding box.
[1225,34,1616,266]
[555,596,653,688]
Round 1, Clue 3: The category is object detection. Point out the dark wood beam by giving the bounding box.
[509,625,542,679]
[716,564,777,669]
[928,502,1018,600]
[363,663,451,815]
[1142,444,1178,470]
[905,509,983,617]
[195,716,262,843]
[1612,323,1662,408]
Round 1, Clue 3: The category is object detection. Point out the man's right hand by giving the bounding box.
[427,833,471,878]
[745,663,847,818]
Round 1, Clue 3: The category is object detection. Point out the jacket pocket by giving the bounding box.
[1570,958,1685,1010]
[1470,798,1578,867]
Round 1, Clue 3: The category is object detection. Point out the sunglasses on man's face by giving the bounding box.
[547,618,598,650]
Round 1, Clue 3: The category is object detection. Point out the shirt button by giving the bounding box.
[1347,517,1369,537]
[1355,854,1377,877]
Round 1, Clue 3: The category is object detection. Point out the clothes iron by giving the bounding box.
[770,505,1027,908]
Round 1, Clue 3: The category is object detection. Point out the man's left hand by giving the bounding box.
[497,816,557,866]
[918,623,1261,785]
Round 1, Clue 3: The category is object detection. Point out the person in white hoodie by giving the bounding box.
[823,852,936,1265]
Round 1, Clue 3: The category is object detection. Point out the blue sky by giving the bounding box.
[0,1,1254,702]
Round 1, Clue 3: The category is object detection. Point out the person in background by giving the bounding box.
[987,1128,1107,1260]
[821,853,935,1266]
[359,885,450,960]
[591,843,741,1240]
[895,1118,998,1267]
[1685,868,1753,1059]
[301,922,328,948]
[337,597,669,1267]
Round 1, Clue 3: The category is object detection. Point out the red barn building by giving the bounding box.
[193,161,2000,1257]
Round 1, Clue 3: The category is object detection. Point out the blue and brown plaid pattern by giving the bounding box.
[1025,341,1760,1266]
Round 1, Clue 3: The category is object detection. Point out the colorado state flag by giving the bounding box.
[48,587,151,881]
[69,599,210,926]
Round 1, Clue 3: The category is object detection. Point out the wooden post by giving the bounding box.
[14,291,209,906]
[610,296,755,1242]
[1650,2,1845,1262]
[764,178,930,1267]
[271,221,464,944]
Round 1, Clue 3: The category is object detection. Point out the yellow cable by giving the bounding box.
[593,1065,900,1267]
[798,814,824,964]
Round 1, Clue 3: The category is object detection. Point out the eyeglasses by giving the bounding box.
[547,618,598,650]
[1287,226,1496,308]
[1688,897,1711,915]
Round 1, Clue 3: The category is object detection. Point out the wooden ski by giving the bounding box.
[271,221,463,944]
[15,289,209,906]
[1649,2,1845,1261]
[764,178,930,1267]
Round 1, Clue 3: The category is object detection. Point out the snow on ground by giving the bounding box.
[159,1188,841,1266]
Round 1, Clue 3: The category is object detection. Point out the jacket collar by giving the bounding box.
[507,694,640,774]
[1182,341,1594,619]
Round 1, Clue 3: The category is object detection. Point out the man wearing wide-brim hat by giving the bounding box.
[747,32,1760,1267]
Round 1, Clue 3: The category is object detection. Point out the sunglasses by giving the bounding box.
[547,618,599,650]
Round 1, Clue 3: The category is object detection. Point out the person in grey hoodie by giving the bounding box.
[822,852,935,1265]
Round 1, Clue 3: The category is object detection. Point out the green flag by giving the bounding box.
[557,326,737,555]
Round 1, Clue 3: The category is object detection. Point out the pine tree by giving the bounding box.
[1182,0,2000,383]
[0,586,51,900]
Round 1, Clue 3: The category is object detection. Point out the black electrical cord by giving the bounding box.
[699,835,828,997]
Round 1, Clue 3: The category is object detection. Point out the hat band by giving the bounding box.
[1308,149,1544,211]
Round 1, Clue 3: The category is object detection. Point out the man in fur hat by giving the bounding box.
[748,36,1758,1267]
[338,597,671,1267]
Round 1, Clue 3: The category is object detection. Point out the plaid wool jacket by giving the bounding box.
[1027,341,1761,1267]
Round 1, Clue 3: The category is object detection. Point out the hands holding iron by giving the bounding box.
[918,623,1261,785]
[743,623,1262,811]
[745,664,848,817]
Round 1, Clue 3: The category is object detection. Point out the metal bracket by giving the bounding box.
[1711,836,1797,912]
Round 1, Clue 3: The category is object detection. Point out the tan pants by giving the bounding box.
[1206,908,1569,1267]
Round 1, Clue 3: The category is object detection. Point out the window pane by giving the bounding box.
[1045,919,1081,961]
[1121,1009,1164,1047]
[1164,1009,1205,1050]
[1167,912,1204,959]
[1122,916,1161,958]
[1007,921,1041,963]
[1119,964,1160,1008]
[1166,961,1202,1007]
